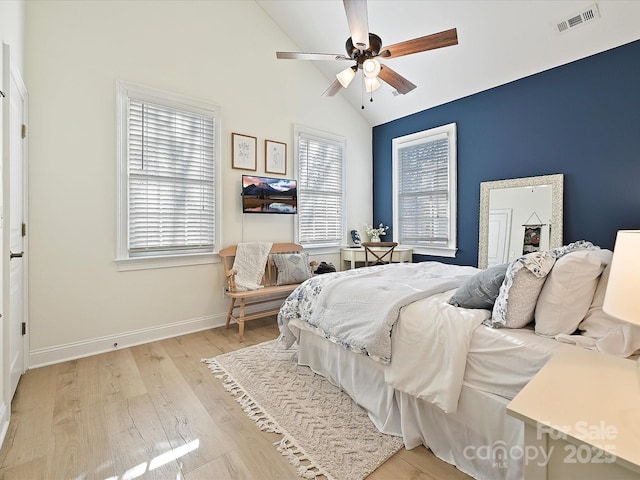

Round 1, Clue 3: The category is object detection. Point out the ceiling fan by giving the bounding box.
[276,0,458,99]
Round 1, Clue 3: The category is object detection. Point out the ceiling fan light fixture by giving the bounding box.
[362,58,381,78]
[336,66,356,88]
[365,76,381,93]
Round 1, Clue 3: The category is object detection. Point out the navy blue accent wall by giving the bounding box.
[373,39,640,267]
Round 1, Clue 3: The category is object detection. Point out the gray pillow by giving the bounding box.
[271,253,312,285]
[449,263,508,309]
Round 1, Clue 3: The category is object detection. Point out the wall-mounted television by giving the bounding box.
[241,175,297,214]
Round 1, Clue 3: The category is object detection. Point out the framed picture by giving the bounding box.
[232,133,257,170]
[265,139,287,175]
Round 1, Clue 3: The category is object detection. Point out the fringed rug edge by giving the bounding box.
[202,356,336,480]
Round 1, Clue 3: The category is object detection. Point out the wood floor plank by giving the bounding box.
[99,348,148,404]
[0,405,53,477]
[368,454,437,480]
[11,362,59,412]
[398,446,472,480]
[48,355,120,479]
[1,455,48,480]
[185,448,264,480]
[48,403,116,480]
[130,341,236,475]
[103,393,182,479]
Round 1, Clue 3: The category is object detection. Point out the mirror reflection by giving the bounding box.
[478,174,563,269]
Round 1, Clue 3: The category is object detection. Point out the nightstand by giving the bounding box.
[507,345,640,479]
[340,245,412,270]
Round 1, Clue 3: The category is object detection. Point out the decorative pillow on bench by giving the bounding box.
[271,253,313,286]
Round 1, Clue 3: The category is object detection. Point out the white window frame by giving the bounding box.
[115,81,222,271]
[392,123,457,257]
[294,125,346,252]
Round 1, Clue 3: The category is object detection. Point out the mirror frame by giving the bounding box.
[478,174,564,269]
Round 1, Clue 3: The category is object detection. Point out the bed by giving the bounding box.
[277,243,640,480]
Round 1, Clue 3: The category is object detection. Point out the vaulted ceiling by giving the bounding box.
[257,0,640,126]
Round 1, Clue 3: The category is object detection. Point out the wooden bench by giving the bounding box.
[219,242,315,339]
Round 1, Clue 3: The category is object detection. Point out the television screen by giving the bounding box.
[242,175,297,214]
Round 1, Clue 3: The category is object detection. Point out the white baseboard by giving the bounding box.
[29,313,228,369]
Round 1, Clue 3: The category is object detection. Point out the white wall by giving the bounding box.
[0,0,25,446]
[24,0,372,366]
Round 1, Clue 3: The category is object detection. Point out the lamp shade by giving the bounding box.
[364,76,381,93]
[362,58,381,78]
[336,66,356,88]
[602,230,640,326]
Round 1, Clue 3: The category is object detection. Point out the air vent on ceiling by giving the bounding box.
[556,4,600,33]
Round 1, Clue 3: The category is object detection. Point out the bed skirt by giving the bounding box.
[297,328,524,480]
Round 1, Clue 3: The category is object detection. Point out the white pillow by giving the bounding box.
[488,251,556,328]
[578,263,640,357]
[535,249,612,337]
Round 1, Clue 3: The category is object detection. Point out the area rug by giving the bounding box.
[202,340,404,480]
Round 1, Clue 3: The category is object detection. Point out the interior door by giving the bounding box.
[3,44,28,399]
[487,208,512,267]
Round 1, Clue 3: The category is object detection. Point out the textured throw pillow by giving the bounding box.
[271,253,312,286]
[550,240,597,259]
[449,263,508,310]
[535,249,611,337]
[487,251,556,328]
[578,263,640,357]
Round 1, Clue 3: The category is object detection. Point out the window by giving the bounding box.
[294,125,346,248]
[392,123,457,257]
[116,81,220,270]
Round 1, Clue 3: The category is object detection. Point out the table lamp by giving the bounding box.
[602,230,640,382]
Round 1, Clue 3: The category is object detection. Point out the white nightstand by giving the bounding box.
[340,245,412,270]
[507,345,640,479]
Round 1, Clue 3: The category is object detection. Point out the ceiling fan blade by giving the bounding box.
[380,28,458,59]
[322,79,344,97]
[378,65,417,95]
[343,0,369,50]
[277,52,351,61]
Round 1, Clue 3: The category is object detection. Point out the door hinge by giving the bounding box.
[21,124,27,139]
[21,222,26,237]
[21,322,26,336]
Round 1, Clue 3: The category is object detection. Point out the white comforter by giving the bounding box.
[279,262,490,412]
[279,262,478,363]
[386,290,490,413]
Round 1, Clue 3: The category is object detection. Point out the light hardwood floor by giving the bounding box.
[0,318,471,480]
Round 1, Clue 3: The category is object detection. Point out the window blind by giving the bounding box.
[128,99,215,256]
[297,132,344,245]
[397,136,450,246]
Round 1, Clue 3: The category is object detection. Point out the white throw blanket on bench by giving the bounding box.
[232,241,273,291]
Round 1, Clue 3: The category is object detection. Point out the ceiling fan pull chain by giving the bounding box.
[361,71,365,109]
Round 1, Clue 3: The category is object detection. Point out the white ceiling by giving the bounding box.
[257,0,640,126]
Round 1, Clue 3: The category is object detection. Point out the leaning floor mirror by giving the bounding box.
[478,174,564,269]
